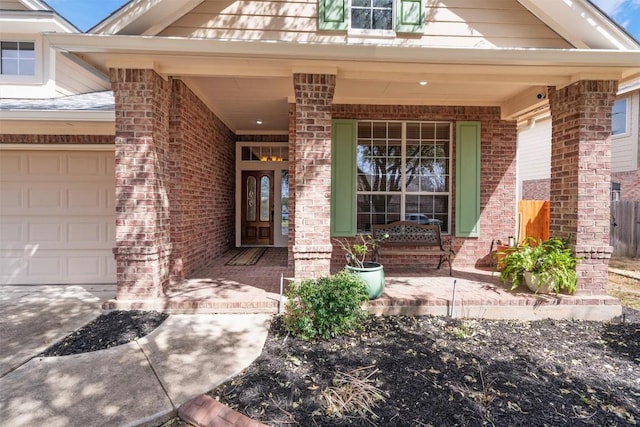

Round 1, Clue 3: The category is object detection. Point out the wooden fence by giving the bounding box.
[611,201,639,258]
[518,200,549,243]
[517,200,638,258]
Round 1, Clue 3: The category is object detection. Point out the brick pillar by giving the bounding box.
[548,80,618,294]
[292,74,336,278]
[111,69,172,300]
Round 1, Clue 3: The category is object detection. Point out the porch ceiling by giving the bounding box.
[46,34,640,134]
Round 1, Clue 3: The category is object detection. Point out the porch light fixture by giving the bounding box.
[418,81,428,86]
[256,120,263,125]
[259,155,283,162]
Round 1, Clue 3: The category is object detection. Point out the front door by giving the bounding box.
[241,170,274,245]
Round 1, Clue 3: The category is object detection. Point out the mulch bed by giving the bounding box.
[209,310,640,426]
[38,307,639,427]
[40,310,168,357]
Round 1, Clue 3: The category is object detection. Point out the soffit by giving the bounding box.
[46,34,640,134]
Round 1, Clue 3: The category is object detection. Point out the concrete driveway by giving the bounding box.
[0,284,113,377]
[0,284,271,426]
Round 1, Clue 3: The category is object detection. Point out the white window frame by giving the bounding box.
[611,97,630,138]
[355,120,452,234]
[0,36,43,85]
[348,0,396,36]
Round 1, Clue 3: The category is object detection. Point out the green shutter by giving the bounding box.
[319,0,348,31]
[455,121,481,237]
[395,0,424,34]
[331,119,357,236]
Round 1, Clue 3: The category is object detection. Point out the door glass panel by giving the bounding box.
[246,176,256,221]
[260,176,270,222]
[281,170,289,236]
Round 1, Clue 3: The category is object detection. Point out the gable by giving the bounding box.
[157,0,571,49]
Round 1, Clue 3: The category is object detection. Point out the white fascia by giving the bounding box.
[517,0,639,50]
[44,33,640,69]
[0,11,79,34]
[0,110,114,121]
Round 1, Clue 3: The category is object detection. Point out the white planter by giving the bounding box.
[524,272,554,294]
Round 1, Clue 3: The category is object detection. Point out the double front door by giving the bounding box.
[241,170,274,245]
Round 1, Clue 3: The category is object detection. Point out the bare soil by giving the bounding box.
[608,257,640,311]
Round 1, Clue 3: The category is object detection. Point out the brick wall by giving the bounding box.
[612,170,640,201]
[168,79,236,280]
[522,179,551,200]
[288,103,296,268]
[331,105,518,269]
[292,74,336,278]
[549,80,618,294]
[111,68,172,300]
[0,134,113,144]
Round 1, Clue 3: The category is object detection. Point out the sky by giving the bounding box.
[46,0,640,41]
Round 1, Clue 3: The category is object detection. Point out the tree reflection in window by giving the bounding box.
[356,121,451,233]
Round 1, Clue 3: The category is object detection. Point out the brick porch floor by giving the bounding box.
[105,247,622,321]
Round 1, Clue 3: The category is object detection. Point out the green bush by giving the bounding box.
[283,270,369,341]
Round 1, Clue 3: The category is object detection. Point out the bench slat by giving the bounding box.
[372,221,454,276]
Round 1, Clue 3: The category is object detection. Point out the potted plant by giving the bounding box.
[498,237,580,294]
[333,233,388,299]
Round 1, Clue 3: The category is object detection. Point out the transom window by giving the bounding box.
[351,0,393,30]
[356,121,451,233]
[611,98,628,136]
[1,41,35,76]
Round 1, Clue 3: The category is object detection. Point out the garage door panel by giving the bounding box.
[2,217,115,250]
[0,187,22,209]
[0,152,22,174]
[1,186,112,215]
[0,249,114,285]
[67,255,102,276]
[28,153,62,175]
[68,223,101,242]
[0,221,23,242]
[29,256,62,276]
[28,223,62,242]
[0,150,116,285]
[68,153,103,176]
[68,188,102,209]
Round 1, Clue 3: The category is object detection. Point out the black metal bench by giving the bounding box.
[372,221,454,275]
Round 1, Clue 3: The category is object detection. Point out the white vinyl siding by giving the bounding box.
[159,0,571,49]
[517,116,551,199]
[611,92,639,173]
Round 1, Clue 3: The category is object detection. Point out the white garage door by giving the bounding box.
[0,150,116,284]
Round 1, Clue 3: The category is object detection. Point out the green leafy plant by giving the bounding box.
[283,270,369,341]
[498,237,580,294]
[334,233,389,268]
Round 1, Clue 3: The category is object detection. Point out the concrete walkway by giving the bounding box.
[0,285,271,427]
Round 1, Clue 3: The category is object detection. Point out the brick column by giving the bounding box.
[548,80,618,294]
[292,74,336,278]
[111,69,172,300]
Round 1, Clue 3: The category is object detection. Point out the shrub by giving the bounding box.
[499,237,579,294]
[283,270,369,341]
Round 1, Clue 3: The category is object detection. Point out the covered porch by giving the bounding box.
[104,248,621,321]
